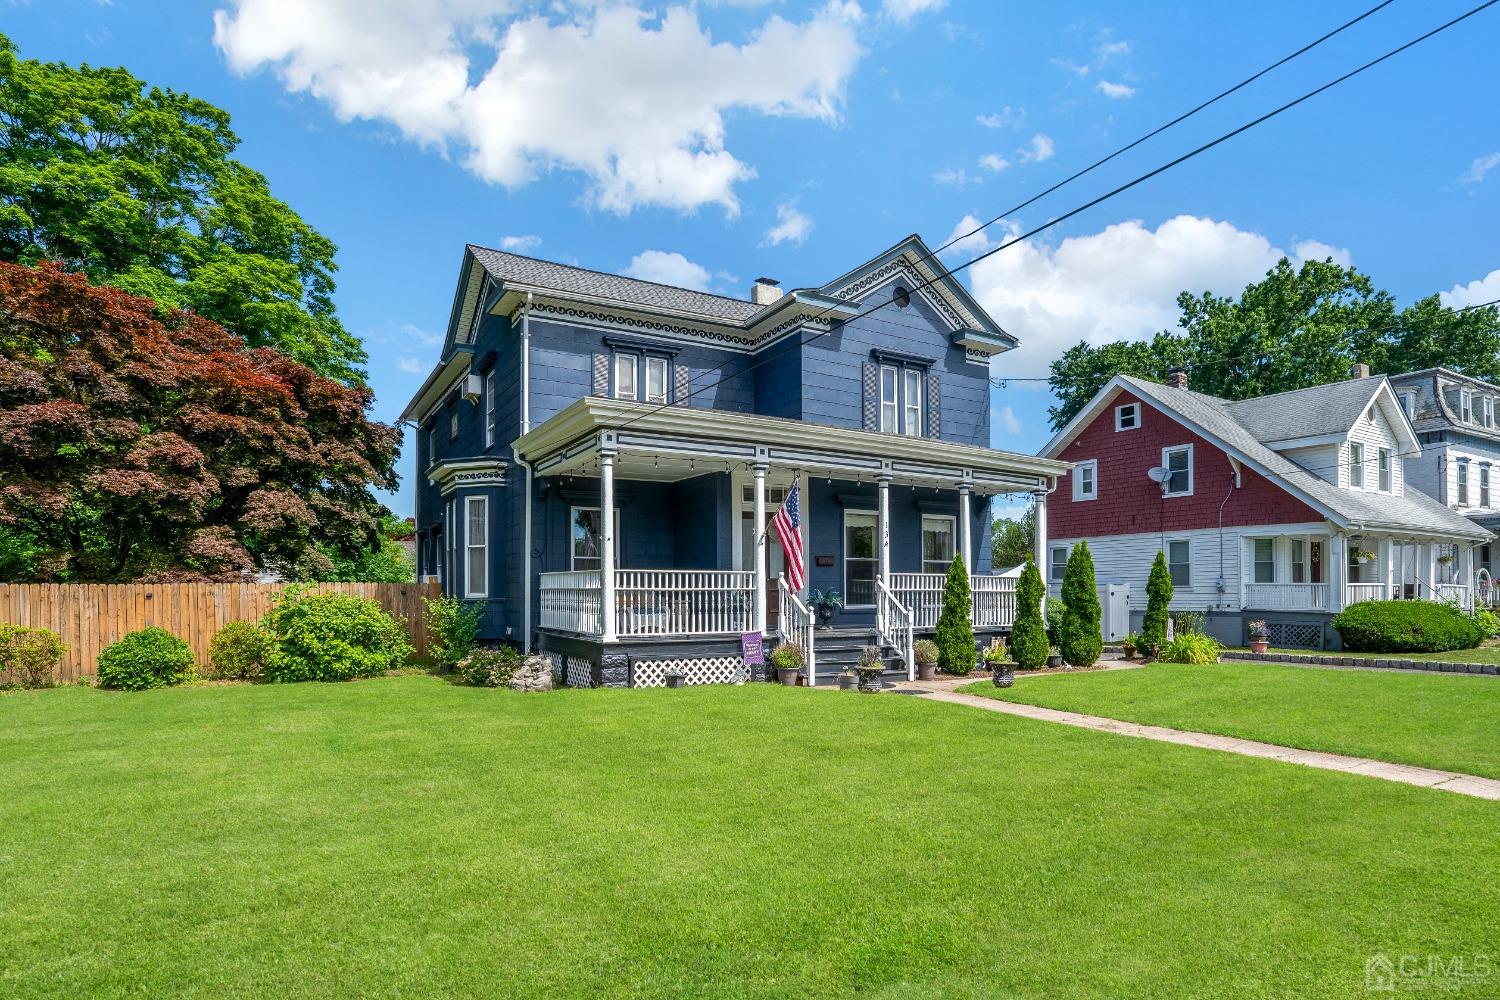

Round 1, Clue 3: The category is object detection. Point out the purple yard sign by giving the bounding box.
[740,632,764,667]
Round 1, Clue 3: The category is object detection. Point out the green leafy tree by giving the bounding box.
[1141,551,1174,656]
[0,35,366,385]
[308,515,415,583]
[933,553,975,675]
[990,505,1035,570]
[1047,257,1500,429]
[1009,556,1049,668]
[1057,540,1102,666]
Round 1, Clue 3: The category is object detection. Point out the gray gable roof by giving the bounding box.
[1118,376,1488,540]
[468,244,761,323]
[1222,377,1384,443]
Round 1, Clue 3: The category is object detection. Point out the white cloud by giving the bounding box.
[625,250,714,291]
[933,166,979,188]
[997,404,1022,434]
[1440,269,1500,310]
[1096,79,1134,99]
[402,322,444,347]
[1291,239,1352,268]
[1095,39,1130,59]
[979,153,1010,173]
[763,202,813,246]
[499,234,541,253]
[1461,152,1500,184]
[1019,133,1054,163]
[976,106,1025,129]
[397,356,424,374]
[881,0,945,21]
[940,213,999,259]
[964,214,1353,376]
[213,1,864,214]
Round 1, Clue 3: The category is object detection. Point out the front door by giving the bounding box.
[740,511,785,632]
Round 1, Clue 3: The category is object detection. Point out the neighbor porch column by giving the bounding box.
[1328,533,1345,614]
[1033,488,1048,578]
[753,458,768,635]
[1461,544,1476,609]
[958,482,973,583]
[877,472,892,584]
[599,442,617,643]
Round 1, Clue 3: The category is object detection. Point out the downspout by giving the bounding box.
[1217,457,1241,611]
[517,291,535,653]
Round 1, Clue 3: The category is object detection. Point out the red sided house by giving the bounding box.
[1038,370,1491,650]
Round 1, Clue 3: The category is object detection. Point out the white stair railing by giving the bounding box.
[777,576,815,686]
[875,579,915,682]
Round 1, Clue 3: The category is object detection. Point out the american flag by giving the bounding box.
[771,480,805,591]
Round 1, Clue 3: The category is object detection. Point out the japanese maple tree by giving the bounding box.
[0,261,400,581]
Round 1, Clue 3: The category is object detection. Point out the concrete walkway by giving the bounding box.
[907,683,1500,801]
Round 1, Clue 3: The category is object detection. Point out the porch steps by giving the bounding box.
[810,628,907,684]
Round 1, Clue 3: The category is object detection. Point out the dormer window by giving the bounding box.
[1457,460,1471,506]
[1461,388,1473,423]
[1348,442,1365,488]
[1115,403,1140,431]
[1399,391,1416,419]
[1485,396,1495,429]
[1378,447,1392,492]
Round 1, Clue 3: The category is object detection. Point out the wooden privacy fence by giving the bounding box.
[0,581,441,682]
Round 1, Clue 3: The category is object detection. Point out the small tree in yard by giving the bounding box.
[1058,540,1102,667]
[1009,557,1049,669]
[1141,550,1174,655]
[934,553,975,675]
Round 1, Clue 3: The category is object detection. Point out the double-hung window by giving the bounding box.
[1378,447,1392,492]
[1073,459,1098,501]
[645,356,668,404]
[1049,545,1069,584]
[1115,403,1140,431]
[921,515,955,574]
[1461,389,1474,423]
[1458,461,1471,506]
[876,361,925,436]
[1482,465,1492,508]
[879,365,899,433]
[1162,445,1192,497]
[464,497,488,598]
[613,353,638,401]
[1348,442,1365,488]
[844,511,878,606]
[1252,538,1275,584]
[570,507,620,572]
[903,369,922,436]
[1166,540,1190,587]
[1290,539,1307,583]
[484,369,496,448]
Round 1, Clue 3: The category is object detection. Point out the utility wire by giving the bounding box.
[609,0,1498,433]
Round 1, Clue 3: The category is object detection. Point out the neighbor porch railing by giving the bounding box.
[778,574,815,684]
[971,575,1018,628]
[1243,582,1332,612]
[1345,583,1388,605]
[875,579,915,682]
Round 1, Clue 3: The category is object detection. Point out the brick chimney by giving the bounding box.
[1166,367,1189,390]
[751,277,782,306]
[1350,362,1371,379]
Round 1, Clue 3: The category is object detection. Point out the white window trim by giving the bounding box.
[1165,538,1191,589]
[843,508,879,608]
[903,368,922,437]
[1461,388,1473,423]
[1161,444,1194,498]
[1481,464,1492,508]
[613,353,638,401]
[1457,460,1470,507]
[1072,459,1098,502]
[1486,396,1495,429]
[1348,441,1365,489]
[1049,545,1069,583]
[484,370,496,448]
[920,514,956,574]
[878,364,899,434]
[1114,403,1140,431]
[1251,537,1276,584]
[1377,447,1392,493]
[464,496,488,599]
[644,356,668,404]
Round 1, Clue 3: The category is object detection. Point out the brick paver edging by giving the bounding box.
[1222,650,1499,675]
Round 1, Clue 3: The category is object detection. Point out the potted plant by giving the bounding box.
[1352,547,1377,564]
[913,638,940,681]
[1246,619,1270,654]
[1046,645,1064,669]
[769,641,804,686]
[983,645,1013,688]
[1121,632,1140,659]
[837,668,858,691]
[856,644,884,693]
[808,588,844,628]
[664,668,686,689]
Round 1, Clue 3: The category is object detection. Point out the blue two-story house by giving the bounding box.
[400,236,1069,687]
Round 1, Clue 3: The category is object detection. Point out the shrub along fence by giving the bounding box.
[0,581,440,682]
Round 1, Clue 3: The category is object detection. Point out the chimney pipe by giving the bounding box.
[1351,362,1371,379]
[1166,368,1189,390]
[751,277,782,306]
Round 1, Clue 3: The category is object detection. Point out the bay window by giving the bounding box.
[464,496,488,598]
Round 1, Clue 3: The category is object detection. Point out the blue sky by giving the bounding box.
[7,1,1498,518]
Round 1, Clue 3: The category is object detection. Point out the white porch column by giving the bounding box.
[1328,533,1345,614]
[877,473,891,584]
[753,458,768,635]
[1379,537,1394,601]
[599,443,617,643]
[1461,544,1476,609]
[1033,489,1048,578]
[958,482,973,582]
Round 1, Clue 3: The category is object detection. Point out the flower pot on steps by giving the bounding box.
[917,662,937,681]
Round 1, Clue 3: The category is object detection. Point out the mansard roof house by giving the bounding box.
[1039,368,1490,651]
[402,237,1069,686]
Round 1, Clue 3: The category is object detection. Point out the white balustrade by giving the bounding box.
[1242,583,1332,611]
[889,572,944,628]
[614,570,756,637]
[1431,583,1470,609]
[875,580,915,681]
[971,575,1017,628]
[539,571,603,634]
[1344,583,1389,606]
[777,576,815,684]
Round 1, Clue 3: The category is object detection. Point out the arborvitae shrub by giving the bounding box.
[934,554,975,675]
[1009,557,1049,669]
[1058,540,1102,667]
[1141,551,1173,656]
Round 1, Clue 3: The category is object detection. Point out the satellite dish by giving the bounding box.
[1147,466,1172,484]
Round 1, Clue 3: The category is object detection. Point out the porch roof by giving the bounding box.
[513,397,1069,493]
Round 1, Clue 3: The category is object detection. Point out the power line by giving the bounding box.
[610,0,1498,433]
[1459,297,1500,312]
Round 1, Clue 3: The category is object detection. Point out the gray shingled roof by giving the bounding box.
[1120,376,1489,539]
[1222,376,1384,443]
[467,244,761,323]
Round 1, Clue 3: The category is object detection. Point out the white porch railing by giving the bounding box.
[888,571,1017,629]
[539,571,603,634]
[615,570,756,637]
[875,580,915,682]
[778,575,815,685]
[1243,583,1332,612]
[1345,583,1388,605]
[1432,583,1471,608]
[972,575,1018,628]
[889,572,944,628]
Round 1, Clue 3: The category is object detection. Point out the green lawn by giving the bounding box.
[2,677,1497,998]
[1245,644,1500,665]
[963,660,1500,779]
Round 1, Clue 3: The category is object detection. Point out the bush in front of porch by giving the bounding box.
[934,554,975,675]
[1009,557,1049,669]
[1331,600,1487,654]
[1058,540,1102,668]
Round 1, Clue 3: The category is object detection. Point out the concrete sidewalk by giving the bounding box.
[912,686,1500,801]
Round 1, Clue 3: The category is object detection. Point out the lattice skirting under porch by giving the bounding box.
[1265,621,1324,649]
[632,656,747,688]
[551,654,596,689]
